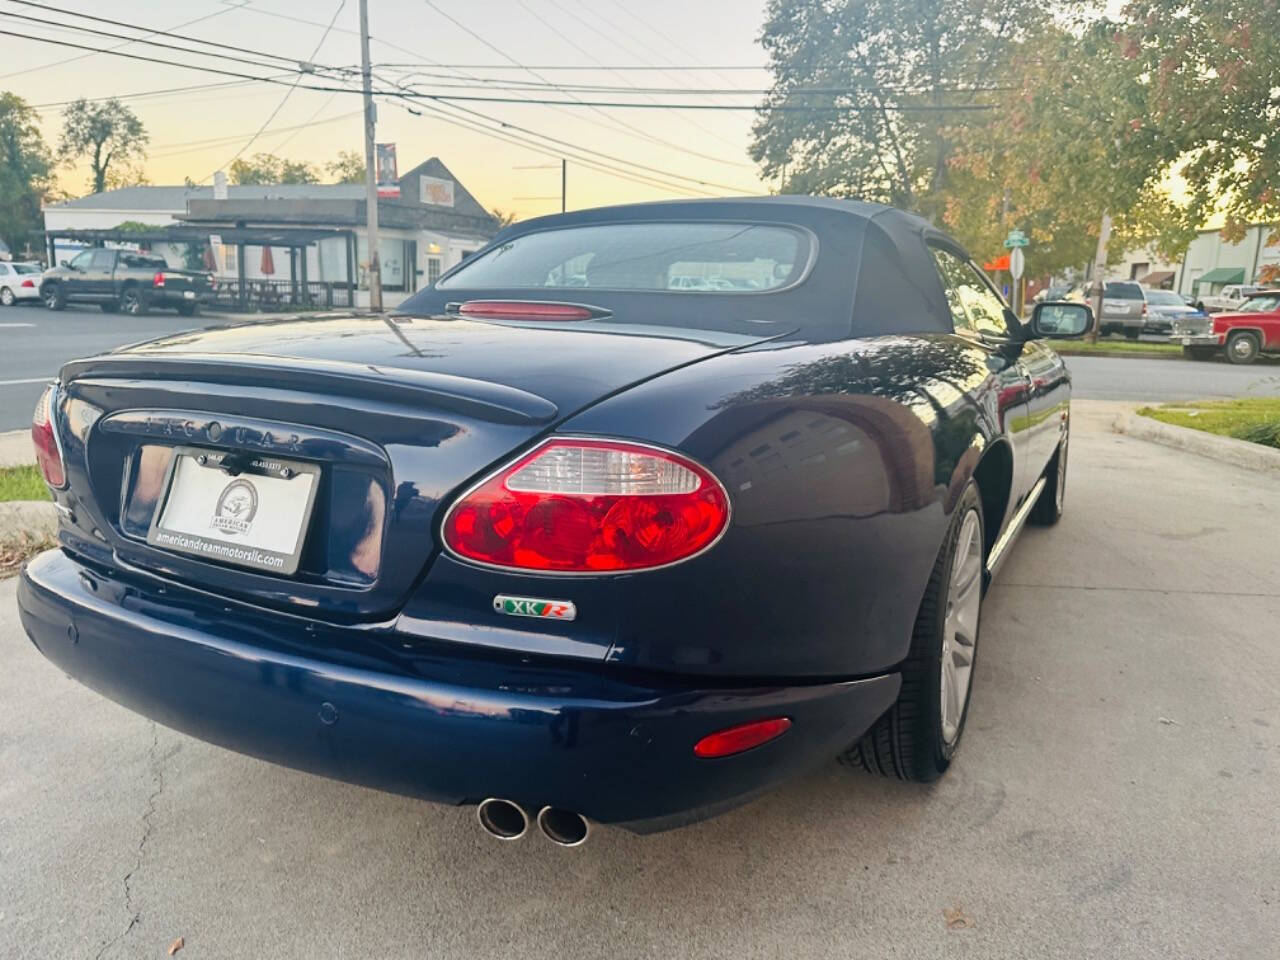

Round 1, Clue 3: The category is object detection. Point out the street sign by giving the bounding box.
[1009,247,1025,280]
[1003,230,1029,249]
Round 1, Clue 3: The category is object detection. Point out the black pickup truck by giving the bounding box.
[40,248,214,316]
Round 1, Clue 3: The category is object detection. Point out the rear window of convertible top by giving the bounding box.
[436,222,811,294]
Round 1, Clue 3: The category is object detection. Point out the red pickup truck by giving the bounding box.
[1174,290,1280,364]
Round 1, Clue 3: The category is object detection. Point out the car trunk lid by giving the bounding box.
[56,314,770,620]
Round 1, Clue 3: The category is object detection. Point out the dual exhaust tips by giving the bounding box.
[477,798,589,847]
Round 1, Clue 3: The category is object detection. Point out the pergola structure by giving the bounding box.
[42,225,357,310]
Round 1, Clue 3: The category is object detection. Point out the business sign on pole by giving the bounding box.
[1009,247,1025,280]
[376,143,400,198]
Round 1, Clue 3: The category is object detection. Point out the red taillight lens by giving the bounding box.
[21,279,34,288]
[31,384,65,488]
[694,717,792,758]
[153,272,165,287]
[442,438,730,573]
[457,300,597,321]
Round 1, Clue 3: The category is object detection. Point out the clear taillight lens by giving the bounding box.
[442,438,730,573]
[31,384,66,488]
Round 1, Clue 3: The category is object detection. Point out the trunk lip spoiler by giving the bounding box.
[59,353,559,427]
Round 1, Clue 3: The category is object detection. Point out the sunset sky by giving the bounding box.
[1,0,774,219]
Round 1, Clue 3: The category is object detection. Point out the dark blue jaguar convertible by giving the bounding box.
[18,197,1091,844]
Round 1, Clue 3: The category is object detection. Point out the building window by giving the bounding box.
[427,257,441,285]
[223,245,237,274]
[460,250,476,261]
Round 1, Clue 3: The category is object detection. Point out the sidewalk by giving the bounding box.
[0,429,32,468]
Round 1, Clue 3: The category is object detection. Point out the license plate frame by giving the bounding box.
[146,446,321,575]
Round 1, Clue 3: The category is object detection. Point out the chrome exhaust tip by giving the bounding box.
[536,806,590,847]
[476,798,529,841]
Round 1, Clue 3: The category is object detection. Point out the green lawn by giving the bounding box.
[1137,398,1280,450]
[0,465,52,502]
[1053,338,1182,356]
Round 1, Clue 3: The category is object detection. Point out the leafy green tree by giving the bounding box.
[0,92,54,256]
[1120,0,1280,242]
[228,153,319,185]
[57,98,148,194]
[326,150,365,184]
[752,0,1058,223]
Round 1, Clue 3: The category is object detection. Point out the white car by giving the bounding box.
[0,261,42,306]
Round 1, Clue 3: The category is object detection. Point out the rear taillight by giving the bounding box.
[694,717,792,758]
[21,279,34,288]
[456,300,603,321]
[153,272,165,287]
[31,384,66,489]
[442,438,730,573]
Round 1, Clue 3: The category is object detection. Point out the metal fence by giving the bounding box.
[208,279,354,312]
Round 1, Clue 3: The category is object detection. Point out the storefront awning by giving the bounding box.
[1139,270,1175,287]
[1194,267,1245,289]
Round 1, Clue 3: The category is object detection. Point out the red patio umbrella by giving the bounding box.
[259,245,275,275]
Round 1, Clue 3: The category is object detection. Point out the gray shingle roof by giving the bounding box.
[47,183,366,212]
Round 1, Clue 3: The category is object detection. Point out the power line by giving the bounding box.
[5,0,353,76]
[30,77,295,110]
[418,0,748,167]
[147,111,362,158]
[1,30,999,113]
[0,2,240,81]
[203,0,349,182]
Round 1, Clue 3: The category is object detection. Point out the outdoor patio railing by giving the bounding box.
[207,279,354,312]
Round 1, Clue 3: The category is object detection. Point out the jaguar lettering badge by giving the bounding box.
[211,479,258,536]
[493,595,577,621]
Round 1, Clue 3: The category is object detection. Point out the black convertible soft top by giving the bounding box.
[398,196,961,343]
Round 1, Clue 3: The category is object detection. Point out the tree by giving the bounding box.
[228,153,319,185]
[0,92,54,256]
[326,150,364,184]
[58,98,148,194]
[1120,1,1280,242]
[490,208,519,228]
[752,0,1058,223]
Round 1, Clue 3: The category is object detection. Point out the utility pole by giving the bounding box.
[1087,213,1112,344]
[561,158,567,213]
[358,0,382,312]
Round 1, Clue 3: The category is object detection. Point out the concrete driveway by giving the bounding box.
[1,401,1277,959]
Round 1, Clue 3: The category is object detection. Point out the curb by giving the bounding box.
[1114,411,1280,476]
[0,500,57,542]
[0,429,34,468]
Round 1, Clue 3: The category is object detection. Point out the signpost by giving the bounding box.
[1002,232,1028,315]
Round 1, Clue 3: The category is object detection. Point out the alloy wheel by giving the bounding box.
[44,288,59,309]
[121,291,140,315]
[941,508,982,745]
[0,288,13,306]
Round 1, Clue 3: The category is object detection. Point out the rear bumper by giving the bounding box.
[17,550,899,831]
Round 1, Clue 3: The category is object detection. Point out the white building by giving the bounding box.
[42,157,499,309]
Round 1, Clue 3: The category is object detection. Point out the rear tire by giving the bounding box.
[120,286,149,316]
[841,481,985,782]
[0,287,14,307]
[1123,328,1140,340]
[1029,433,1068,526]
[42,283,65,310]
[1226,331,1260,365]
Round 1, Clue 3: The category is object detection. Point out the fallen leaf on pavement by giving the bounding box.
[167,936,184,955]
[944,906,974,930]
[1158,717,1181,726]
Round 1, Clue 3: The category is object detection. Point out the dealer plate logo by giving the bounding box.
[493,595,577,621]
[211,478,258,536]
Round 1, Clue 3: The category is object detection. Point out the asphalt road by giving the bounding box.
[1064,354,1280,402]
[0,304,226,431]
[2,402,1277,959]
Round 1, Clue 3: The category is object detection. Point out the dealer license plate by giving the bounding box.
[147,448,320,574]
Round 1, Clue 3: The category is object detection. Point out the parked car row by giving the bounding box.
[0,249,215,316]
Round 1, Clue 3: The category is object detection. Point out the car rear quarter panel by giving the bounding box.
[404,334,1012,679]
